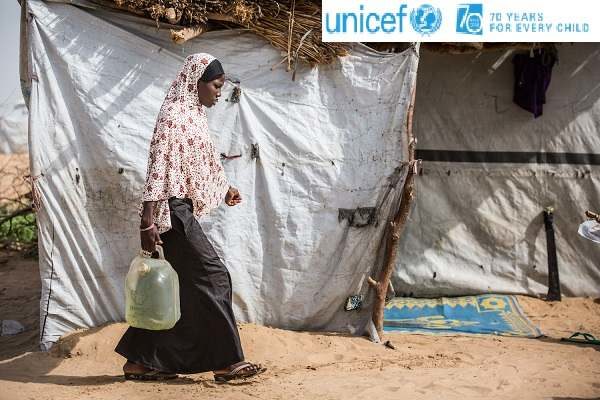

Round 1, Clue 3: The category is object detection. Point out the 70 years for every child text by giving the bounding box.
[489,12,589,33]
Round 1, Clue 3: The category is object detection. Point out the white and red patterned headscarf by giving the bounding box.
[141,53,229,233]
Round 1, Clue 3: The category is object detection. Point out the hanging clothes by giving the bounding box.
[512,48,558,118]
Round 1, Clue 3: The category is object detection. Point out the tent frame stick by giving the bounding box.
[368,84,418,339]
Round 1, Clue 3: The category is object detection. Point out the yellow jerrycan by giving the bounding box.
[125,245,181,330]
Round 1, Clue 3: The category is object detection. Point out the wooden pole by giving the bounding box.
[368,83,418,339]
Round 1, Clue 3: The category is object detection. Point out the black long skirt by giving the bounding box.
[115,198,245,374]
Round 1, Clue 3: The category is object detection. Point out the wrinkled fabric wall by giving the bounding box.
[23,0,418,347]
[395,45,600,297]
[0,88,28,154]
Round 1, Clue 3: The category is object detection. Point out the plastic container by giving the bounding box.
[125,245,181,330]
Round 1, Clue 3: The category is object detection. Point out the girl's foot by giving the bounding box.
[213,361,266,382]
[123,361,177,381]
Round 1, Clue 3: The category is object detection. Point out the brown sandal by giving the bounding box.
[124,369,178,381]
[213,361,266,383]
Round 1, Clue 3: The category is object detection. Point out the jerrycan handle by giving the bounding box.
[154,245,165,260]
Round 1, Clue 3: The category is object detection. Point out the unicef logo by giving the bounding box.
[410,4,442,35]
[457,4,483,35]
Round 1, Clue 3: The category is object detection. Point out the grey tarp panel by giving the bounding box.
[395,45,600,298]
[24,0,418,347]
[0,87,28,154]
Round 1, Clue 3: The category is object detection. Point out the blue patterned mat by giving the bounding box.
[384,294,541,337]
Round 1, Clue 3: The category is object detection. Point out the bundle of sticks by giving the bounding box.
[110,0,349,67]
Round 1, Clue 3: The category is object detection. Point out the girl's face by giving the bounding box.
[197,75,225,108]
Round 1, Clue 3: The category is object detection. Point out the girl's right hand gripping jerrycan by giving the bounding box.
[125,245,181,330]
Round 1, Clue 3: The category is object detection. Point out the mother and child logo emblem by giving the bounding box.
[410,4,443,35]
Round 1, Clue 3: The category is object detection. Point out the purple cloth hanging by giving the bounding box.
[513,50,557,118]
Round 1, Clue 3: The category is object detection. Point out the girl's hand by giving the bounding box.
[140,224,162,252]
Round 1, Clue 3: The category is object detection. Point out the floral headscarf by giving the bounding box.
[141,53,229,233]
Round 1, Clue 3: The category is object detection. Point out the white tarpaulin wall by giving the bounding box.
[0,87,28,154]
[23,0,418,347]
[395,45,600,298]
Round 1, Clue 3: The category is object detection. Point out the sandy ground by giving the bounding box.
[0,253,599,400]
[1,153,599,399]
[0,154,30,203]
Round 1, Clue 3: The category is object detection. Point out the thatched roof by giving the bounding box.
[95,0,349,69]
[90,0,547,68]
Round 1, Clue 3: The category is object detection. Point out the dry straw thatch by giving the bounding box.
[104,1,539,67]
[110,0,350,67]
